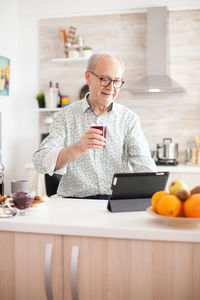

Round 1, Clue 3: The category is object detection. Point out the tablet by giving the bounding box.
[107,172,169,212]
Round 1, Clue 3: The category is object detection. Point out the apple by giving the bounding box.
[168,180,189,195]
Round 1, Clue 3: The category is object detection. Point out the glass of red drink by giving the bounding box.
[90,124,107,147]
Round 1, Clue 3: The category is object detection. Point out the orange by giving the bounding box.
[151,191,169,212]
[157,195,182,217]
[183,193,200,218]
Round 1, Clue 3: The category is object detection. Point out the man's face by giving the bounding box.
[85,56,124,108]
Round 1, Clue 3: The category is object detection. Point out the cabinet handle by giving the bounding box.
[70,245,79,300]
[44,243,54,300]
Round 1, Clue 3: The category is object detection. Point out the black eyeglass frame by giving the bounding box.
[89,71,125,88]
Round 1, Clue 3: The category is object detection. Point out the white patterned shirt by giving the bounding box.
[33,94,156,197]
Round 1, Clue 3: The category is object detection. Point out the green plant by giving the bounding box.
[36,92,45,108]
[83,46,92,50]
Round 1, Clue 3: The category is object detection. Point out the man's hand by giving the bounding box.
[76,128,106,154]
[55,128,106,170]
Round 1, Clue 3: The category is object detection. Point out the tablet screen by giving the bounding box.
[110,172,169,200]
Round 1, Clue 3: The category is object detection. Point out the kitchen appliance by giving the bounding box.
[156,138,179,165]
[130,7,184,93]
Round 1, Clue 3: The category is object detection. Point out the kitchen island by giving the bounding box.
[0,198,200,300]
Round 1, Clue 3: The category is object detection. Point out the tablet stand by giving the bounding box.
[107,198,151,213]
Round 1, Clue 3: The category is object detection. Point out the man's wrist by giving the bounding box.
[73,142,87,157]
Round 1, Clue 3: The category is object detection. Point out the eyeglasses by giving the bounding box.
[89,71,124,89]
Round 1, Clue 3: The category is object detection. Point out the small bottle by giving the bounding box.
[56,82,61,107]
[0,161,4,196]
[49,81,52,88]
[46,81,58,109]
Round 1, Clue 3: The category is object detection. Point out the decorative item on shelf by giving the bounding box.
[64,26,77,58]
[44,81,58,109]
[36,92,45,108]
[60,94,69,107]
[68,43,80,58]
[59,29,67,57]
[82,46,93,58]
[76,36,83,52]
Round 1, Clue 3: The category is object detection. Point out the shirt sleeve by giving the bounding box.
[126,114,157,172]
[32,111,67,175]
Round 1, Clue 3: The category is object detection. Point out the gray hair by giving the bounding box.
[86,53,124,74]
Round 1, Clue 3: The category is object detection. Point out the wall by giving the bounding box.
[39,10,200,161]
[0,0,19,193]
[0,0,39,194]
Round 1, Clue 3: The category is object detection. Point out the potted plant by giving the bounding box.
[82,46,93,58]
[36,92,45,108]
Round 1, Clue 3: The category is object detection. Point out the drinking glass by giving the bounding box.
[6,192,34,216]
[90,123,107,147]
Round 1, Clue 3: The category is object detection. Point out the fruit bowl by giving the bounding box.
[147,206,200,227]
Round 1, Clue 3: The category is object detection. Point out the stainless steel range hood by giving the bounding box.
[131,7,184,93]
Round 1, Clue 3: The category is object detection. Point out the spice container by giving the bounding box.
[61,94,69,107]
[185,147,192,165]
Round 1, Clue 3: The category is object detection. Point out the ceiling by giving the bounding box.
[18,0,200,20]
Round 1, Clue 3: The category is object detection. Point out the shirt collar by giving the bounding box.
[81,92,114,113]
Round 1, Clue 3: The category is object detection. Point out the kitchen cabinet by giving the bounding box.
[106,239,200,300]
[63,236,200,300]
[1,198,200,300]
[63,236,108,300]
[0,231,15,300]
[0,231,63,300]
[2,232,200,300]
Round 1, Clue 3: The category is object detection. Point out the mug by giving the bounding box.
[11,180,30,194]
[6,192,34,216]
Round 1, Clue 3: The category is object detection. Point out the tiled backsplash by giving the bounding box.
[39,10,200,162]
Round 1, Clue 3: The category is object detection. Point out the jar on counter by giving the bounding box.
[185,147,192,165]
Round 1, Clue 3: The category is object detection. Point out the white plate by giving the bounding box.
[147,206,200,227]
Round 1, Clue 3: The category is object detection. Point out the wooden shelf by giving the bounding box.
[36,108,61,112]
[51,57,88,63]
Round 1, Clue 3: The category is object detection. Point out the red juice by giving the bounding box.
[91,125,107,138]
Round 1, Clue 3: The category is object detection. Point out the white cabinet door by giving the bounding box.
[14,232,63,300]
[63,236,108,300]
[63,236,200,300]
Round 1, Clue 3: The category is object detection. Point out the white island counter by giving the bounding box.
[1,197,200,243]
[1,198,200,300]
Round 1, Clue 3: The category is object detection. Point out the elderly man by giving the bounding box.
[33,53,156,199]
